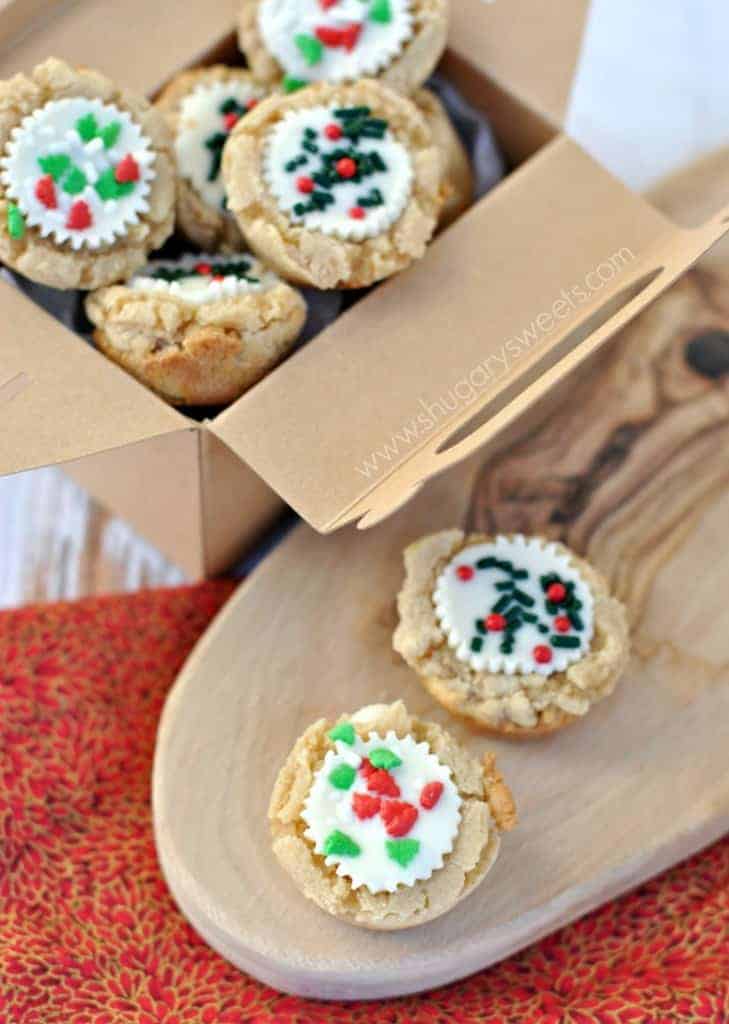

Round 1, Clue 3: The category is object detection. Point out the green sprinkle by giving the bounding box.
[551,635,581,648]
[511,569,529,580]
[294,33,324,66]
[283,75,308,93]
[538,624,549,634]
[101,120,122,149]
[568,611,584,631]
[493,594,511,615]
[335,106,371,118]
[328,722,356,746]
[62,165,87,195]
[38,153,71,182]
[386,838,420,867]
[476,557,498,569]
[76,112,99,142]
[495,580,513,591]
[476,619,486,635]
[470,636,483,653]
[522,612,538,624]
[369,748,402,770]
[369,0,392,21]
[512,589,535,607]
[324,830,361,858]
[6,202,24,240]
[329,763,356,790]
[95,168,133,201]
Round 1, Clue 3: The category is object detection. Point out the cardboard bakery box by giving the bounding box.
[1,0,728,576]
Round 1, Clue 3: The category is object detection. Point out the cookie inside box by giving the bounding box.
[3,33,512,422]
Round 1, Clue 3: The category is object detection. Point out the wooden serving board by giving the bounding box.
[152,152,729,1001]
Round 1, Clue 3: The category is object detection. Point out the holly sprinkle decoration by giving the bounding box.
[0,97,154,249]
[175,79,264,211]
[129,252,281,307]
[433,536,595,676]
[263,103,413,240]
[257,0,414,86]
[301,727,462,893]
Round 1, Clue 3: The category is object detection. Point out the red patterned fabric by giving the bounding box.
[1,584,728,1023]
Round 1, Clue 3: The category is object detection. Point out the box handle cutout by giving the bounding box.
[349,266,667,530]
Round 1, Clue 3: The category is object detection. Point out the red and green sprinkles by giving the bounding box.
[147,257,260,285]
[203,95,258,187]
[6,202,25,239]
[290,0,392,71]
[284,106,389,222]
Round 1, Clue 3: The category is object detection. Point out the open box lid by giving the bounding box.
[210,136,729,532]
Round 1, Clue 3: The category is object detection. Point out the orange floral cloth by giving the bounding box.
[1,583,728,1024]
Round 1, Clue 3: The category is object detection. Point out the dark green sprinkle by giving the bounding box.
[538,624,549,634]
[495,580,513,592]
[477,557,498,569]
[512,589,535,607]
[511,569,529,580]
[493,594,511,614]
[568,611,584,631]
[522,612,538,624]
[476,620,486,635]
[551,635,581,648]
[470,637,483,653]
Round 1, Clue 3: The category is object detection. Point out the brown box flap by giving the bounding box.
[0,0,237,93]
[0,280,188,475]
[211,137,729,532]
[449,0,589,131]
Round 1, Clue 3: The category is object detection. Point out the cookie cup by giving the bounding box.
[238,0,449,95]
[156,66,268,252]
[269,700,516,930]
[85,264,306,406]
[0,58,175,289]
[222,79,443,289]
[393,531,630,737]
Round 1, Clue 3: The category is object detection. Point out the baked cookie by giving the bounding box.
[269,700,516,930]
[413,87,472,228]
[394,531,630,737]
[222,79,442,288]
[85,251,306,405]
[239,0,448,95]
[0,58,175,289]
[156,66,271,251]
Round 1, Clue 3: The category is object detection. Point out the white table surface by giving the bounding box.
[3,0,729,608]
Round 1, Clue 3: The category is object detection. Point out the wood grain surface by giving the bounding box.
[152,152,729,999]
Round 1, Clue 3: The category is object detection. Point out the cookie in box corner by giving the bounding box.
[269,700,516,929]
[155,66,273,252]
[394,531,630,736]
[85,251,306,406]
[222,78,444,288]
[238,0,449,96]
[0,58,175,290]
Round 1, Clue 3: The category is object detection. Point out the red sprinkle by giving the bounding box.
[547,582,567,603]
[324,122,343,140]
[420,781,443,810]
[296,175,315,194]
[352,792,380,820]
[336,156,357,179]
[380,800,418,837]
[315,25,344,46]
[366,769,400,798]
[341,21,362,51]
[212,274,225,282]
[66,200,92,231]
[359,757,375,778]
[222,112,239,132]
[195,262,212,275]
[348,206,365,220]
[246,98,259,110]
[319,0,338,7]
[486,613,507,632]
[533,644,553,665]
[456,565,474,581]
[35,174,57,209]
[114,154,140,184]
[554,616,571,633]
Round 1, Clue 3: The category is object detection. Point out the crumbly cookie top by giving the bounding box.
[262,102,412,240]
[301,723,461,893]
[129,252,282,305]
[175,79,266,211]
[1,97,155,250]
[258,0,414,90]
[433,534,595,677]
